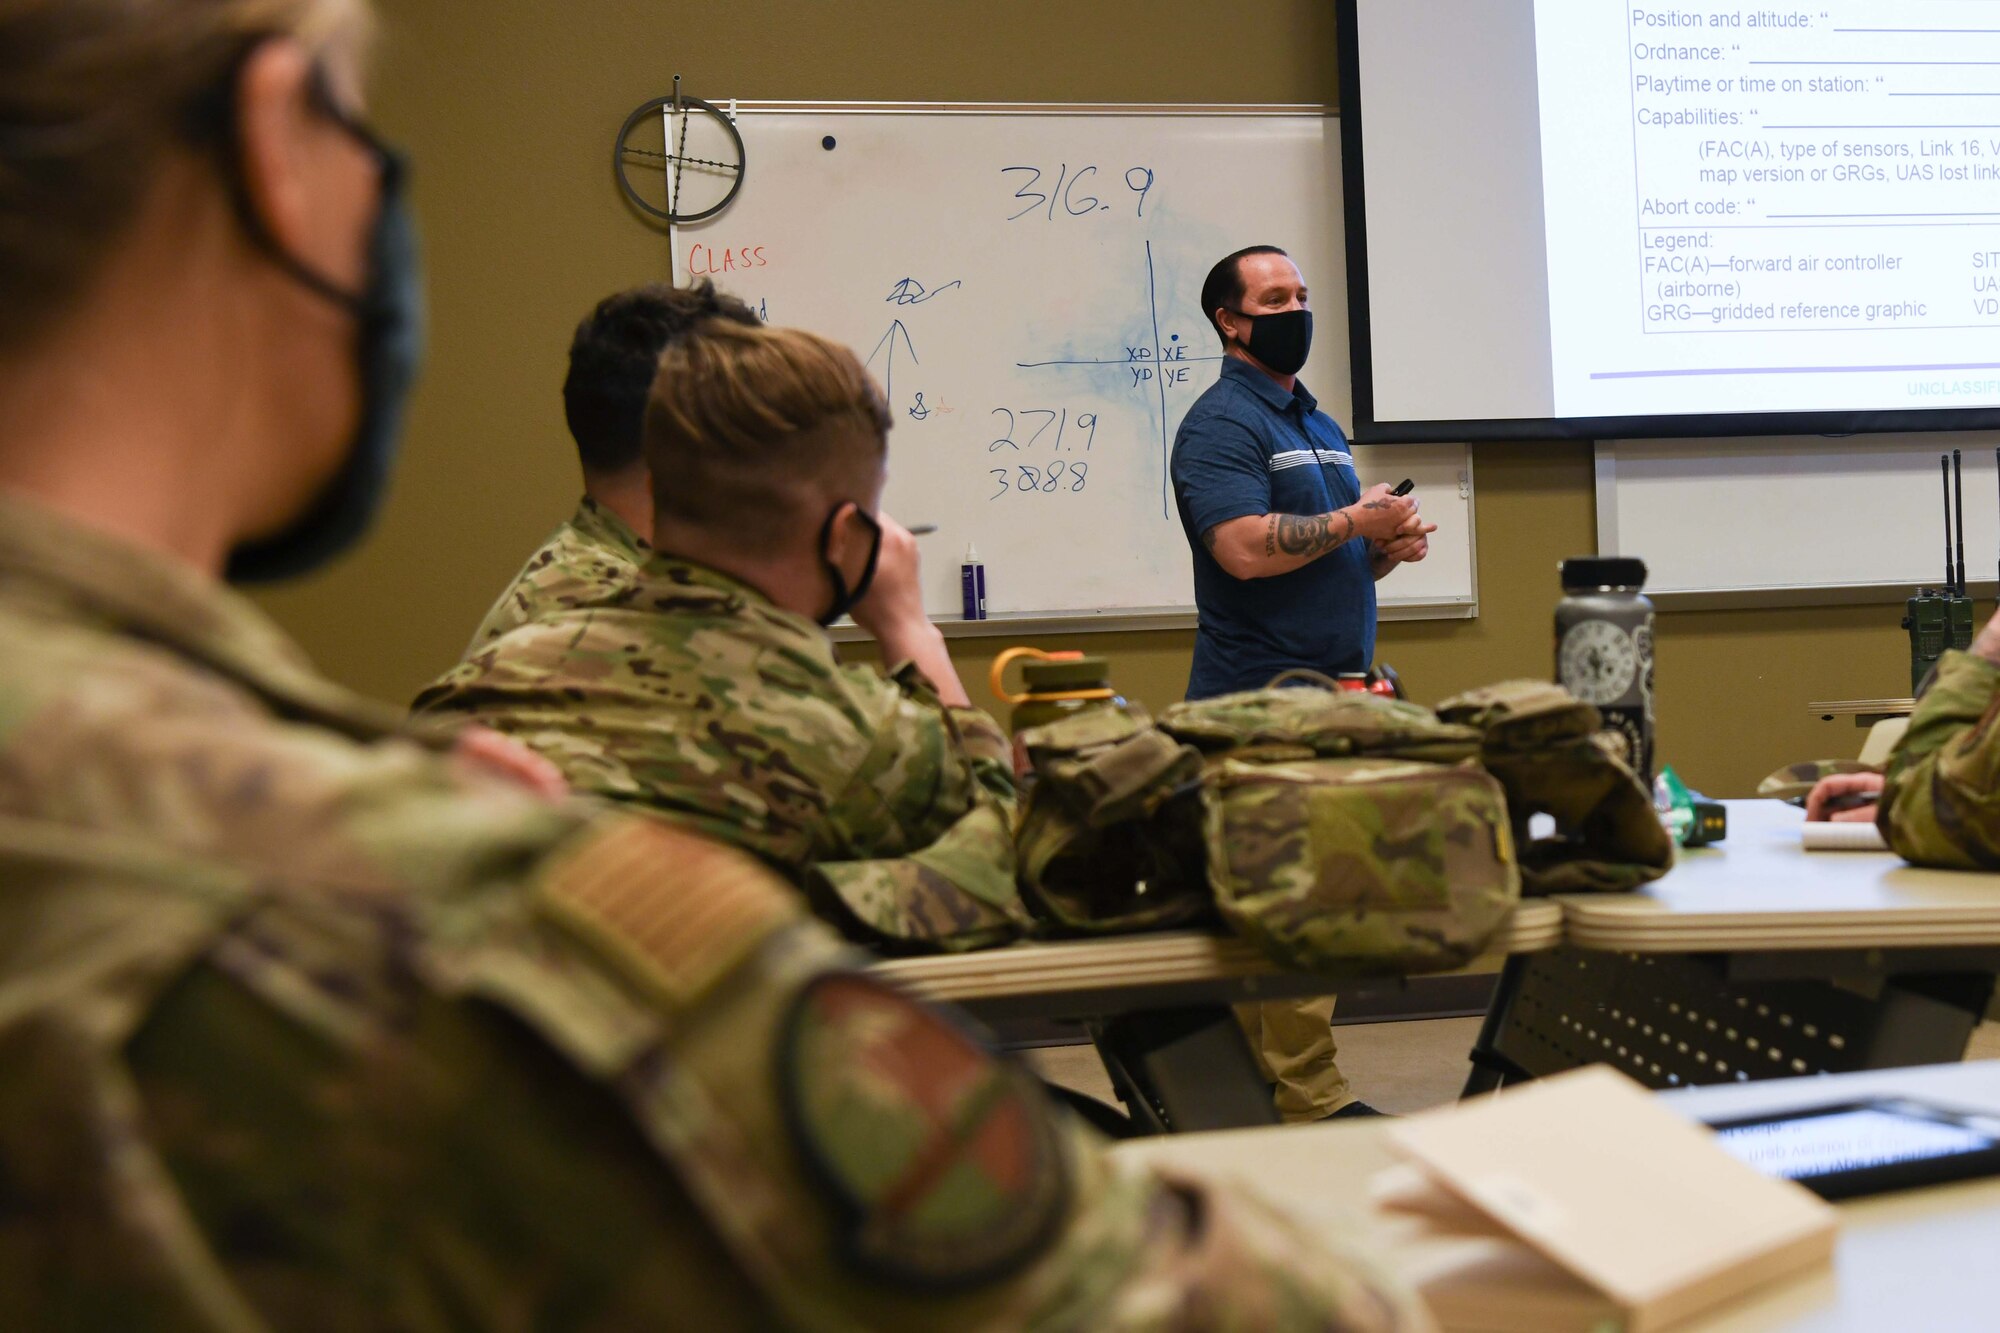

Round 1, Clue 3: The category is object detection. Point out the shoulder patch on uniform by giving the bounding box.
[539,817,801,1009]
[777,972,1070,1290]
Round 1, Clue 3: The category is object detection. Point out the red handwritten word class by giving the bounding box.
[685,244,768,275]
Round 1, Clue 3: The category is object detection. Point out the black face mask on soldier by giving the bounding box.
[219,59,425,584]
[1228,307,1313,378]
[816,503,883,627]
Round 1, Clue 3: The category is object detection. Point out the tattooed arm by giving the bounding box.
[1201,484,1419,580]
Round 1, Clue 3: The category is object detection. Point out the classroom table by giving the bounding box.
[1808,697,1915,727]
[1115,1060,2000,1332]
[1466,800,2000,1096]
[874,903,1562,1133]
[873,902,1563,1021]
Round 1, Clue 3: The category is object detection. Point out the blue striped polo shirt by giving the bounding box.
[1170,357,1375,700]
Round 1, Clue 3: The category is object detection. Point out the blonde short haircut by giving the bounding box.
[0,0,373,349]
[646,319,893,548]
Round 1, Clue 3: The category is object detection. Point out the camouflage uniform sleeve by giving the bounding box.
[946,699,1018,801]
[872,660,1016,804]
[119,864,787,1331]
[65,787,1422,1329]
[881,659,1020,811]
[1083,1162,1432,1331]
[806,663,1032,951]
[1880,649,2000,867]
[446,818,1428,1331]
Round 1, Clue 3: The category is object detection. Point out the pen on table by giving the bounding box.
[908,524,938,536]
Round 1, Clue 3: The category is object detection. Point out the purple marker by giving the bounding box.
[961,543,987,621]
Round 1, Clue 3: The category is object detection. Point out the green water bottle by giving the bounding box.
[990,647,1128,780]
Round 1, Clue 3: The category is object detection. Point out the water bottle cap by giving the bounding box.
[1560,556,1649,591]
[1022,655,1110,691]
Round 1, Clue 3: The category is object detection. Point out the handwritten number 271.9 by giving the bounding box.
[988,409,1098,453]
[1003,166,1152,221]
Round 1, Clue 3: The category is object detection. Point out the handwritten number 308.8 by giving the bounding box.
[1003,166,1155,221]
[989,461,1089,499]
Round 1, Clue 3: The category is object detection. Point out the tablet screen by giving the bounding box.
[1715,1108,1996,1181]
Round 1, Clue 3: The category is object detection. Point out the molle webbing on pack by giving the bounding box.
[1014,707,1213,933]
[1437,681,1674,895]
[1201,756,1518,975]
[1015,688,1521,974]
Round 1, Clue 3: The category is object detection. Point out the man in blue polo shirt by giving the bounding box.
[1171,244,1435,1121]
[1172,245,1431,700]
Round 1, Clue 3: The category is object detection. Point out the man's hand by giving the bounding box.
[1372,511,1438,572]
[1344,483,1419,543]
[1804,771,1885,823]
[451,726,568,801]
[848,513,972,707]
[848,514,927,647]
[1973,613,2000,667]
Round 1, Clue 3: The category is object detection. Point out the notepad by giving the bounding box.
[1801,821,1889,853]
[1376,1066,1837,1332]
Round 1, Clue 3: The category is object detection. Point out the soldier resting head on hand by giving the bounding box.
[416,316,1033,952]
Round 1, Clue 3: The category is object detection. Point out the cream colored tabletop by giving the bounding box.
[1559,800,2000,953]
[1117,1060,2000,1332]
[873,901,1562,1006]
[1806,698,1914,722]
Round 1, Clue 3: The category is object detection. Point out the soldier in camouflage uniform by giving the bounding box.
[0,2,1432,1327]
[417,318,1030,953]
[463,282,759,653]
[0,498,1419,1330]
[1877,620,2000,865]
[1793,618,2000,860]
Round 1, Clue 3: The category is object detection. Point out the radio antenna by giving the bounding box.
[1943,453,1955,594]
[1956,448,1969,598]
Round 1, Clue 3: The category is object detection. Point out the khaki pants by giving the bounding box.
[1234,996,1353,1122]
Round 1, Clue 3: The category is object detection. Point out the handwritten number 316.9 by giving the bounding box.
[1003,166,1155,221]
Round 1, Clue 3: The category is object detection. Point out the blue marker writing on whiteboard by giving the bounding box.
[961,543,987,621]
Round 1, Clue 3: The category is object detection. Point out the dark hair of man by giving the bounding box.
[561,280,758,475]
[647,319,892,549]
[1199,244,1289,347]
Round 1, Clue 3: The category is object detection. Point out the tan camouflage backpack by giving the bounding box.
[1435,681,1674,894]
[1014,676,1522,976]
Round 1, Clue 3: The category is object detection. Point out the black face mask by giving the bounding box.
[1228,307,1313,378]
[816,503,882,627]
[221,66,425,584]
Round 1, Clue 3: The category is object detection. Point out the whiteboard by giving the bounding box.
[672,103,1476,629]
[1596,434,2000,604]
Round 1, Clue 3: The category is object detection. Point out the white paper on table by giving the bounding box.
[1800,821,1890,853]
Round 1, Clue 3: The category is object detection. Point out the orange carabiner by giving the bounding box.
[989,646,1081,704]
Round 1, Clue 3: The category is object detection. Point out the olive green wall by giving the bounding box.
[253,0,1907,798]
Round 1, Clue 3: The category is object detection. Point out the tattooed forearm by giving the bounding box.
[1271,510,1356,559]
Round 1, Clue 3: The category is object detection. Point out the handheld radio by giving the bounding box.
[1904,452,1975,694]
[1952,449,1976,655]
